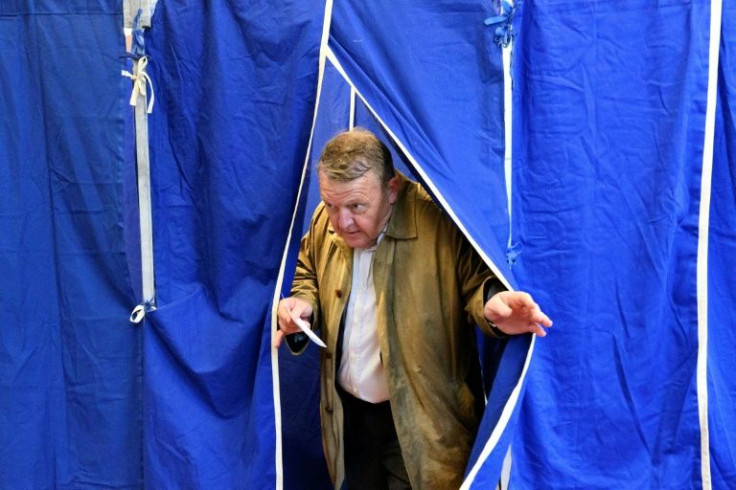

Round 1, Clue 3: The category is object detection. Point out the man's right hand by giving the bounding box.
[275,296,314,348]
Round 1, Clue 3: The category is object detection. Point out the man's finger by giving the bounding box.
[532,311,553,328]
[531,323,548,337]
[277,301,291,328]
[507,291,534,308]
[289,311,310,329]
[486,295,513,320]
[274,330,285,349]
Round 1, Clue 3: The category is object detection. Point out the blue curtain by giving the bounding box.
[143,1,324,488]
[0,2,141,488]
[508,1,735,488]
[2,1,733,488]
[288,1,736,488]
[708,4,736,488]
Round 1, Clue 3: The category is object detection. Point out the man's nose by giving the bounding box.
[337,210,353,230]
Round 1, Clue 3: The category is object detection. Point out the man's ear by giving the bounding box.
[387,176,400,204]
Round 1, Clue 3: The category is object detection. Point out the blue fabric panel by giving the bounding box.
[354,98,420,181]
[465,335,531,487]
[0,3,141,489]
[329,0,515,284]
[509,1,714,487]
[144,288,270,487]
[144,1,322,487]
[278,340,331,490]
[708,4,736,488]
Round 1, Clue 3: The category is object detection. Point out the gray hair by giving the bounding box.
[317,128,395,185]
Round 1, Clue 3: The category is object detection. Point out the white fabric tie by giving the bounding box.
[122,56,155,113]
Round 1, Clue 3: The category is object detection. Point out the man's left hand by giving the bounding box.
[484,291,553,337]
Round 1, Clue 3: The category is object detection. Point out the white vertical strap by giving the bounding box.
[271,1,335,488]
[499,445,512,489]
[123,0,134,27]
[123,56,156,311]
[349,87,357,129]
[499,35,515,490]
[135,57,156,307]
[502,44,513,251]
[697,1,722,489]
[124,0,152,28]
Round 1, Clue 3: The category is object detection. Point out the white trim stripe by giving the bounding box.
[323,46,533,488]
[500,445,512,490]
[349,87,357,129]
[132,56,156,308]
[271,1,334,488]
[502,44,513,251]
[697,1,722,489]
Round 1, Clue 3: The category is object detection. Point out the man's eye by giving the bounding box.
[350,203,364,211]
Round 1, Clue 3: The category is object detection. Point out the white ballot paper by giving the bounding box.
[291,314,326,348]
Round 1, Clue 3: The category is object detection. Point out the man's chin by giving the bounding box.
[342,234,371,249]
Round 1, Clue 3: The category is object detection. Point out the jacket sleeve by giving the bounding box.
[453,225,508,338]
[285,206,324,354]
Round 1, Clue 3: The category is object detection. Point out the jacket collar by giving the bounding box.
[385,171,417,241]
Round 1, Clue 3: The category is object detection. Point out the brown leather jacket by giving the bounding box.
[290,173,502,489]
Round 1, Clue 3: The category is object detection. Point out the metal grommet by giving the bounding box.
[130,304,146,324]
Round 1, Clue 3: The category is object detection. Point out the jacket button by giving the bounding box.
[325,406,333,414]
[335,289,342,298]
[325,351,333,359]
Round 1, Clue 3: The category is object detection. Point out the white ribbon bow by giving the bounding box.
[122,56,155,113]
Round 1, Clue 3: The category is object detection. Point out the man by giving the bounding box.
[276,129,551,489]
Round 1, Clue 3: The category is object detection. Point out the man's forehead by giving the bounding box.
[321,178,382,203]
[320,172,379,191]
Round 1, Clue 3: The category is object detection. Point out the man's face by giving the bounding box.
[319,170,398,249]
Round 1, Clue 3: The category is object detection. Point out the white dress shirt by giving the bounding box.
[337,239,389,403]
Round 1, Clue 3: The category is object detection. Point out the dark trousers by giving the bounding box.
[339,389,412,490]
